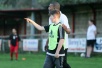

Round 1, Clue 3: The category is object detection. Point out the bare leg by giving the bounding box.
[86,46,92,57]
[15,50,18,60]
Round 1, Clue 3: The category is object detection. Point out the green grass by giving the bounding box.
[0,53,102,68]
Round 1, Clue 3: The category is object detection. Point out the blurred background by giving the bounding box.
[0,0,102,54]
[0,0,102,68]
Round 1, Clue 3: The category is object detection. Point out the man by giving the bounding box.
[8,28,20,60]
[45,2,71,68]
[25,10,65,68]
[86,20,97,58]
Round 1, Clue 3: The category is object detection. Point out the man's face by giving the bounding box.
[50,14,58,23]
[88,21,92,25]
[48,4,54,13]
[12,29,17,34]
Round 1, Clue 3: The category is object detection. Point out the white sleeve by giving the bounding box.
[49,18,52,25]
[61,14,70,28]
[93,26,97,31]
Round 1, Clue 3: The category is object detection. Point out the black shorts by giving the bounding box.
[87,40,96,47]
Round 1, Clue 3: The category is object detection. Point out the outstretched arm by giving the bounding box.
[24,18,45,31]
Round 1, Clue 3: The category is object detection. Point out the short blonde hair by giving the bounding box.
[49,9,60,17]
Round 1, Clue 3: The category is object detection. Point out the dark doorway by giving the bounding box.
[0,11,27,36]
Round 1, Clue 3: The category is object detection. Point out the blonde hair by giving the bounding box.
[49,9,60,18]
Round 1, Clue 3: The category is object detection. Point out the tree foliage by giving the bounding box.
[0,0,31,10]
[0,0,102,10]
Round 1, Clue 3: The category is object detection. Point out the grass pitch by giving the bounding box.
[0,53,102,68]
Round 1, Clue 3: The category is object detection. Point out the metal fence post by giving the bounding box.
[2,39,5,53]
[39,34,43,52]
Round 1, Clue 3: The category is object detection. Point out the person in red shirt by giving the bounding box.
[8,28,20,60]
